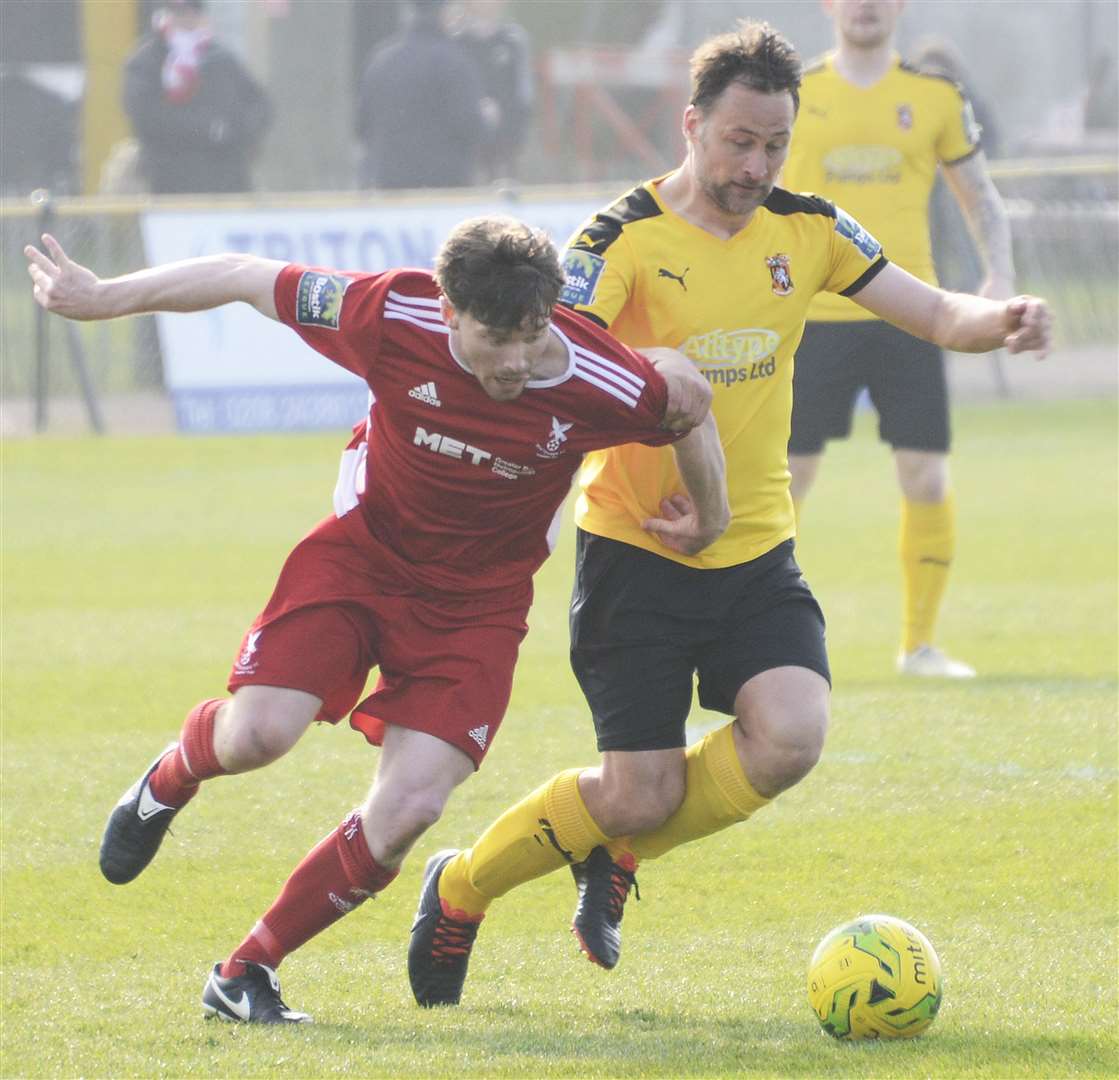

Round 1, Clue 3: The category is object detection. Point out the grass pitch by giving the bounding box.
[2,398,1116,1078]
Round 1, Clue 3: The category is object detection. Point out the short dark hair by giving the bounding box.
[435,217,564,333]
[689,20,802,115]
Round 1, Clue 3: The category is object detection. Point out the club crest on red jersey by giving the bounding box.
[765,254,794,296]
[536,416,573,459]
[234,629,262,675]
[897,103,914,130]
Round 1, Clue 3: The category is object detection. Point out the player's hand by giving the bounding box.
[1002,295,1052,359]
[642,493,723,556]
[642,347,711,432]
[24,234,106,320]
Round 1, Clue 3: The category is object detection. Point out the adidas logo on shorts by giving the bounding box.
[467,725,489,750]
[408,382,441,407]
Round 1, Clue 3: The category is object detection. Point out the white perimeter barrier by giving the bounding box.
[141,194,604,432]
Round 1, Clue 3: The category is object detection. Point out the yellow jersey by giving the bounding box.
[561,178,887,568]
[783,53,980,322]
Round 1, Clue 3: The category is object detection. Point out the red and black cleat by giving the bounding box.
[570,845,639,970]
[408,849,484,1006]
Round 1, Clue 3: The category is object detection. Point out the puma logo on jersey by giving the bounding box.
[658,266,690,291]
[408,382,441,407]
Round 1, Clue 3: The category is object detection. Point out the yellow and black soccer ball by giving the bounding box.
[807,914,943,1040]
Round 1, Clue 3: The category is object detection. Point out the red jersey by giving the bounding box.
[274,265,681,599]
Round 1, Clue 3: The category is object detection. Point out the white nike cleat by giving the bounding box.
[897,644,976,679]
[202,962,312,1024]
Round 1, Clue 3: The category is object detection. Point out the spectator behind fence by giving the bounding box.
[356,0,490,189]
[123,0,273,195]
[454,0,535,181]
[0,69,79,197]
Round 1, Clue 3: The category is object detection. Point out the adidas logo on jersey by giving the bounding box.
[467,725,489,750]
[408,382,441,407]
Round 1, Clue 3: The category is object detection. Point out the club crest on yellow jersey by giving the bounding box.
[765,254,794,296]
[897,103,913,130]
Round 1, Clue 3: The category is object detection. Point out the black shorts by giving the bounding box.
[569,531,830,752]
[788,320,950,454]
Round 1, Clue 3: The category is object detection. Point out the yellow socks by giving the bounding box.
[439,727,772,913]
[438,768,608,918]
[613,723,770,864]
[899,494,955,654]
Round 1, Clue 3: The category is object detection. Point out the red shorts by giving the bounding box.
[227,516,530,768]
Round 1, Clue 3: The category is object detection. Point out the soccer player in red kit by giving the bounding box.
[24,217,729,1024]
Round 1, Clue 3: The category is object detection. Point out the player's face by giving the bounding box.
[687,82,795,220]
[443,302,552,402]
[828,0,904,49]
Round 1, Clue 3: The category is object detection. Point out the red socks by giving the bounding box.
[147,703,400,976]
[148,699,227,808]
[221,811,398,977]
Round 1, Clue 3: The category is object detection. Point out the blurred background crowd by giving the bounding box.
[1,0,1116,199]
[1,0,1116,426]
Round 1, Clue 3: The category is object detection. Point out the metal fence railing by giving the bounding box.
[2,159,1116,429]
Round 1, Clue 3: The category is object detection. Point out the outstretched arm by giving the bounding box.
[644,414,731,556]
[25,234,285,322]
[851,261,1051,357]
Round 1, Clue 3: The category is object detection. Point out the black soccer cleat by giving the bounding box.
[408,849,484,1007]
[202,962,312,1024]
[99,743,181,885]
[570,845,639,970]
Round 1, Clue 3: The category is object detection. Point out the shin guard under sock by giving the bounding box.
[149,698,227,808]
[622,723,770,863]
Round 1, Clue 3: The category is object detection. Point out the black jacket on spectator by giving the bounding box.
[456,21,534,180]
[124,34,272,194]
[0,72,78,196]
[356,22,488,189]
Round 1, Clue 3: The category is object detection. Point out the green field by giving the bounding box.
[3,398,1117,1078]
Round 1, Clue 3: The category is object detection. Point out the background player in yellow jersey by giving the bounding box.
[782,0,1017,679]
[406,20,1051,1006]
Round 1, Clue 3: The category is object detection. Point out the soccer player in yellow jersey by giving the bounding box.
[406,20,1051,1005]
[782,0,1017,678]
